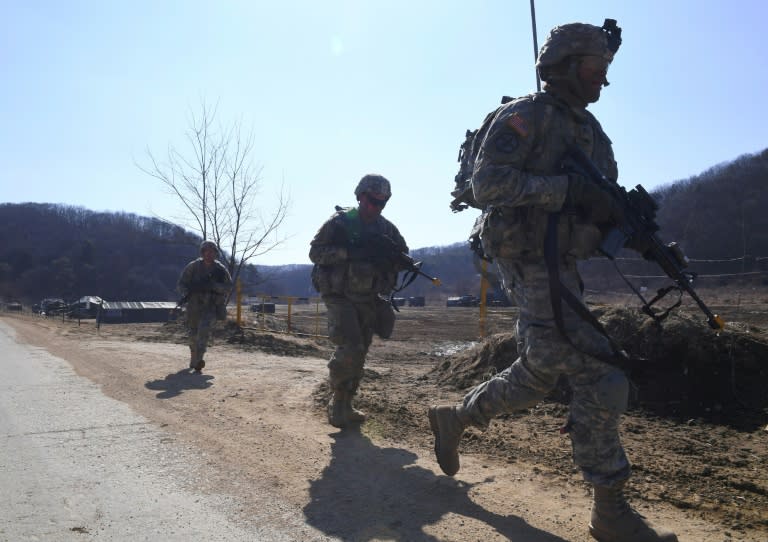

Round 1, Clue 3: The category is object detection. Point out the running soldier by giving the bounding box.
[310,174,409,428]
[429,20,677,542]
[177,240,232,373]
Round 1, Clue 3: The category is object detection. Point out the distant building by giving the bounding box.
[98,301,178,324]
[70,296,103,319]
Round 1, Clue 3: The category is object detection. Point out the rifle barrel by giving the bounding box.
[675,277,724,330]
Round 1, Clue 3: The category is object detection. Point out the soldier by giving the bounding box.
[309,174,409,428]
[177,240,232,373]
[429,20,678,542]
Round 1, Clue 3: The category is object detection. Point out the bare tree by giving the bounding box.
[139,102,290,286]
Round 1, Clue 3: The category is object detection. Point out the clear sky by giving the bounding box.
[2,1,766,265]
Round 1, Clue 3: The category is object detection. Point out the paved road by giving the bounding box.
[0,321,311,541]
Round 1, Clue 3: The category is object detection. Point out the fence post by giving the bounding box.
[286,297,294,334]
[479,259,489,338]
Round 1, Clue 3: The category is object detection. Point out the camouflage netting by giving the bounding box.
[434,306,768,428]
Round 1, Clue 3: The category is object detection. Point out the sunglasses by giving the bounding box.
[578,55,610,72]
[365,194,388,208]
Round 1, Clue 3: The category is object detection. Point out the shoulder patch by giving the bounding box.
[506,113,529,138]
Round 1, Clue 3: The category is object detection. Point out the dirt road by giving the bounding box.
[0,320,325,542]
[1,312,764,541]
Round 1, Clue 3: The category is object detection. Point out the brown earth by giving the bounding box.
[3,290,767,542]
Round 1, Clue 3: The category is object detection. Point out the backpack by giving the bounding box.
[450,96,514,213]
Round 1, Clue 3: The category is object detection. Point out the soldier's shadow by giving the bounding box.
[144,369,214,399]
[303,427,567,542]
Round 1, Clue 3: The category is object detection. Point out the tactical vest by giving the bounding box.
[478,92,615,262]
[311,208,400,298]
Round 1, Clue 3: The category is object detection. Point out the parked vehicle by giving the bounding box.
[408,296,425,307]
[251,303,276,314]
[39,298,67,316]
[488,294,513,307]
[446,295,479,307]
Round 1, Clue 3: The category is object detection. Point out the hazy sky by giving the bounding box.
[2,1,766,265]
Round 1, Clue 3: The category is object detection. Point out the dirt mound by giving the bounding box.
[431,331,519,389]
[226,326,324,357]
[143,319,326,358]
[433,306,768,428]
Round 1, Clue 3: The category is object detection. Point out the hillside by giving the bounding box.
[580,148,768,293]
[2,148,767,305]
[0,204,195,302]
[263,148,768,300]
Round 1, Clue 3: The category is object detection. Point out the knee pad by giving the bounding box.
[595,369,629,414]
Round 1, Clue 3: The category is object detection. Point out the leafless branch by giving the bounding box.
[138,100,291,286]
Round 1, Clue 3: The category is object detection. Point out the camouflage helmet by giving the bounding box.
[536,19,622,72]
[354,174,392,199]
[199,240,219,255]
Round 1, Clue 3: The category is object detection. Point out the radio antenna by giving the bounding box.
[529,0,541,91]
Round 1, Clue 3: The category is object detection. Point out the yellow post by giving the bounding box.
[286,296,294,334]
[479,259,489,338]
[236,278,242,326]
[314,298,320,339]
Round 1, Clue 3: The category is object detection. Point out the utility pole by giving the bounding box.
[530,0,541,91]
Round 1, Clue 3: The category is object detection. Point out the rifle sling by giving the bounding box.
[389,268,420,312]
[607,255,682,325]
[544,213,626,368]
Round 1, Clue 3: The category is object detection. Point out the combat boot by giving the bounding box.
[343,398,367,424]
[327,390,348,428]
[589,482,678,542]
[428,404,471,476]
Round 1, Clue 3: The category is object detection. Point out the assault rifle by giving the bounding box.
[176,267,227,308]
[561,147,724,330]
[362,233,442,288]
[353,234,441,310]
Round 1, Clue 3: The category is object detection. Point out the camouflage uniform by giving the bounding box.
[177,243,232,371]
[465,89,630,486]
[431,20,678,542]
[310,177,408,427]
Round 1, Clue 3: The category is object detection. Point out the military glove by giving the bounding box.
[566,175,625,225]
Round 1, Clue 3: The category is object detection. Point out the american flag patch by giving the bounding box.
[506,113,529,137]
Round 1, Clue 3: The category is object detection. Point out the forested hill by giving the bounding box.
[577,148,768,293]
[0,204,202,302]
[2,148,766,305]
[654,148,768,260]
